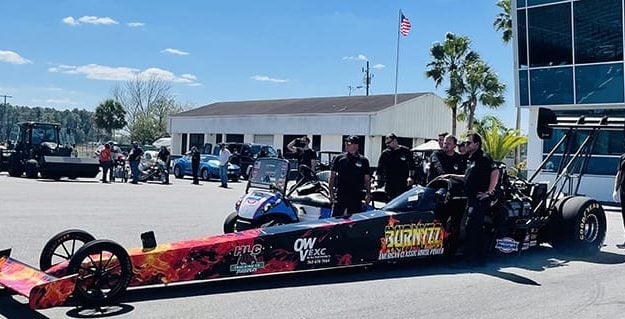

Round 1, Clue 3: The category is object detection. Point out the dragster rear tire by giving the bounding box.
[68,240,132,306]
[39,229,96,271]
[550,196,606,255]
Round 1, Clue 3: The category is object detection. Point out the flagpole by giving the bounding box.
[394,10,402,106]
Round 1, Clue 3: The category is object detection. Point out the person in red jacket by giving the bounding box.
[98,143,112,183]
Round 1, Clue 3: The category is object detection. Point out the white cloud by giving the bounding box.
[161,48,189,56]
[62,16,119,26]
[48,63,199,85]
[251,75,289,83]
[372,64,385,69]
[342,54,368,61]
[0,50,32,64]
[127,22,145,28]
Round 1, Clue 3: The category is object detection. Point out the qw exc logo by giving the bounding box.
[293,237,330,265]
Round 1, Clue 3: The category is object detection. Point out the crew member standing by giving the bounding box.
[613,152,625,248]
[328,136,371,217]
[377,133,415,200]
[157,146,171,184]
[287,136,317,171]
[428,134,466,183]
[218,143,231,188]
[442,133,499,264]
[191,146,200,185]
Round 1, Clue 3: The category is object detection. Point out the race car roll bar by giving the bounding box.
[531,108,625,212]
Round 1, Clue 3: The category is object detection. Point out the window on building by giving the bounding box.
[575,63,624,104]
[181,134,188,154]
[519,70,529,106]
[527,0,567,6]
[226,134,244,143]
[517,0,525,8]
[189,134,204,150]
[530,67,574,105]
[574,0,623,64]
[528,3,572,67]
[312,135,321,152]
[254,134,274,145]
[517,9,527,68]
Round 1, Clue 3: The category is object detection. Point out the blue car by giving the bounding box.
[173,154,241,181]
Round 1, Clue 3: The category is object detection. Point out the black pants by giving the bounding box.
[620,190,625,231]
[332,196,362,217]
[192,162,199,184]
[463,197,490,260]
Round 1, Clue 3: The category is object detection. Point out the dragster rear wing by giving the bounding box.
[532,108,625,212]
[0,248,76,309]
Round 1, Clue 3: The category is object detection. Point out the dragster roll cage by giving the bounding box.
[532,107,625,212]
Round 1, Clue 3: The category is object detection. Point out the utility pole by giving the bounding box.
[361,61,373,96]
[0,95,12,140]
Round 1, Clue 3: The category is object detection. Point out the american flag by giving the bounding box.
[399,13,411,36]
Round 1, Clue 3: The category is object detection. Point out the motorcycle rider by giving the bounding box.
[157,146,171,184]
[128,142,144,184]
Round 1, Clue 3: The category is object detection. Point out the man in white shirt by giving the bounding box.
[219,143,232,188]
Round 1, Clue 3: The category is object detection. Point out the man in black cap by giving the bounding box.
[377,133,415,200]
[328,135,371,217]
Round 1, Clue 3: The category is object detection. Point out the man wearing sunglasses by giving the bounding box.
[427,134,466,183]
[441,133,499,264]
[377,133,415,200]
[329,135,371,217]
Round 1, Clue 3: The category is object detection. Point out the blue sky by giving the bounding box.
[0,0,524,130]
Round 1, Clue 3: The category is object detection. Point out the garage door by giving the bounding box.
[254,135,274,145]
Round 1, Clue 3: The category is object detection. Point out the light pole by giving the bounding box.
[0,94,12,140]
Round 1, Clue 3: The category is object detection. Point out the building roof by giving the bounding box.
[172,93,430,117]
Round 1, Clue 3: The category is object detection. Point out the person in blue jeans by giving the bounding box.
[128,142,144,184]
[218,143,231,188]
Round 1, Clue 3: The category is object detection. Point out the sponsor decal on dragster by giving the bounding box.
[294,237,331,265]
[495,237,519,253]
[378,217,445,260]
[230,244,265,274]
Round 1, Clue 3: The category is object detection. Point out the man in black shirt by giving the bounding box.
[157,146,171,184]
[428,134,466,183]
[288,136,317,171]
[441,133,499,263]
[377,133,415,200]
[329,136,371,217]
[191,146,200,185]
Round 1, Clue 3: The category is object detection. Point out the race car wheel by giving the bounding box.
[173,165,183,179]
[39,229,96,271]
[224,211,238,233]
[550,196,606,255]
[68,240,132,306]
[201,168,210,181]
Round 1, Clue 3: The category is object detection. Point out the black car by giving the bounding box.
[219,142,278,179]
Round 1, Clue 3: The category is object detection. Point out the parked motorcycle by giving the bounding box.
[223,158,372,233]
[135,159,168,184]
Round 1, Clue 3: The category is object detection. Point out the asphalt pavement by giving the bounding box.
[0,173,624,319]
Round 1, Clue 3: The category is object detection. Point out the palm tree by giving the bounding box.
[494,0,512,44]
[425,32,480,135]
[477,121,527,162]
[94,99,127,138]
[459,61,506,131]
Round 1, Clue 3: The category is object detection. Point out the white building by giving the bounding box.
[513,0,625,202]
[169,93,460,166]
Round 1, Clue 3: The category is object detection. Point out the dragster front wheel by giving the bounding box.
[39,229,96,271]
[68,239,133,306]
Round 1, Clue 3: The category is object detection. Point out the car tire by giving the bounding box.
[25,160,38,178]
[549,196,606,255]
[39,229,96,271]
[201,168,210,181]
[68,239,132,306]
[174,165,183,179]
[224,211,238,233]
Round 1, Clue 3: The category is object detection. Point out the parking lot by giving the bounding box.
[1,173,625,319]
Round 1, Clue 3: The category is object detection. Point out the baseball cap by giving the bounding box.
[345,135,360,144]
